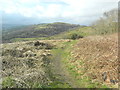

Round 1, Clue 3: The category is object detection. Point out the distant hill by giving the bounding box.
[2,22,80,43]
[2,24,25,31]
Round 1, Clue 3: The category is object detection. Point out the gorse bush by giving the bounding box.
[69,33,83,40]
[34,41,54,49]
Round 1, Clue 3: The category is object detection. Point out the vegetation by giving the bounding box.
[2,41,55,88]
[68,33,83,40]
[65,34,118,88]
[49,26,94,40]
[51,40,108,88]
[92,9,118,35]
[10,26,92,42]
[2,22,80,43]
[1,8,118,88]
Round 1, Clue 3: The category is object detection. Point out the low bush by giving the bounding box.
[69,33,83,40]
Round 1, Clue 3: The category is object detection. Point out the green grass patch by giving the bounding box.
[2,77,15,88]
[48,81,70,88]
[11,37,50,42]
[50,26,95,39]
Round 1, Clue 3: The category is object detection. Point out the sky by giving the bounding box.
[0,0,118,25]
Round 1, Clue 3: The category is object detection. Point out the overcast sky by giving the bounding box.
[0,0,118,25]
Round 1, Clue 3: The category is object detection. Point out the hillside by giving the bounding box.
[1,6,118,89]
[3,26,92,43]
[1,33,118,88]
[2,20,118,88]
[1,39,75,88]
[49,26,94,39]
[68,33,118,88]
[2,22,80,43]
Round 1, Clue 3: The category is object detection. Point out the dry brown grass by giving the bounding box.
[70,33,118,88]
[1,41,54,88]
[1,39,71,88]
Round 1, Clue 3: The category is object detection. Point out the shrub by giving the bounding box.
[69,33,83,40]
[34,41,54,49]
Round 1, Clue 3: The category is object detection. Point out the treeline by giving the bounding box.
[92,9,118,35]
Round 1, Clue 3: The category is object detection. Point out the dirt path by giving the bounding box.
[51,48,80,88]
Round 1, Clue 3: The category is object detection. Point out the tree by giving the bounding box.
[92,9,118,35]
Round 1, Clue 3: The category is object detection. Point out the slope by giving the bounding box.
[64,33,118,88]
[2,22,80,43]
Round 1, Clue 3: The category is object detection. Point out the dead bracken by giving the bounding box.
[70,33,118,87]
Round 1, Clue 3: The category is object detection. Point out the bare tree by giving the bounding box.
[92,9,118,35]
